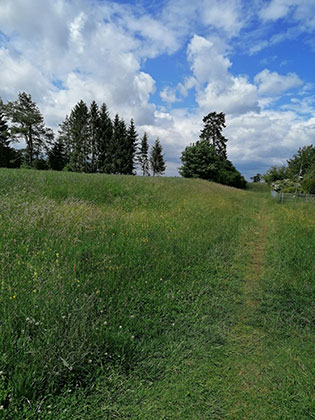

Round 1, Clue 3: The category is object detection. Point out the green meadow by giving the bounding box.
[0,169,314,419]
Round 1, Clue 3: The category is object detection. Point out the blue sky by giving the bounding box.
[0,0,314,178]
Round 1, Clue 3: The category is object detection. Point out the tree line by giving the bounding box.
[0,92,166,176]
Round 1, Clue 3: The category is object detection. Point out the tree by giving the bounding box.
[5,92,54,167]
[200,111,228,159]
[58,115,72,163]
[179,140,219,180]
[68,100,90,172]
[263,166,289,185]
[150,138,166,176]
[125,119,138,175]
[89,101,100,173]
[137,132,150,176]
[47,139,68,171]
[179,112,246,188]
[111,114,129,174]
[287,145,315,178]
[250,173,262,183]
[0,106,13,167]
[97,103,113,173]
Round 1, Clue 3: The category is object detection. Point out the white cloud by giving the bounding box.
[69,12,87,54]
[254,69,303,96]
[197,76,259,115]
[186,35,259,115]
[0,0,314,181]
[177,77,197,97]
[162,0,246,39]
[200,0,244,36]
[160,87,179,104]
[259,0,315,30]
[0,48,53,101]
[187,35,232,85]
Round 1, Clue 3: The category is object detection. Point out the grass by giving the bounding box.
[0,169,314,419]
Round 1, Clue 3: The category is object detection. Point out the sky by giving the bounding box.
[0,0,315,179]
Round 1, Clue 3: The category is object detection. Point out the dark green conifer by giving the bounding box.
[150,138,166,176]
[137,132,150,176]
[126,118,138,175]
[89,101,100,173]
[98,103,113,173]
[68,100,90,172]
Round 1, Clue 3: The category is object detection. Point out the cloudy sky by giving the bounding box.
[1,0,314,178]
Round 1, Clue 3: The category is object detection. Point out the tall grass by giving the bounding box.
[0,169,313,419]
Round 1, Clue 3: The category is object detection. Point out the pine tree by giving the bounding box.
[47,139,68,171]
[68,100,90,172]
[5,92,53,167]
[126,118,138,175]
[89,101,100,173]
[137,132,150,176]
[150,138,166,176]
[200,112,227,159]
[97,103,113,173]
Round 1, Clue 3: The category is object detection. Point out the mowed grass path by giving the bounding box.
[0,169,314,419]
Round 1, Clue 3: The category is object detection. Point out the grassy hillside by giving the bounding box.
[0,169,314,419]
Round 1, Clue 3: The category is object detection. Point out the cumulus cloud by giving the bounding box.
[197,76,259,115]
[187,35,232,85]
[0,0,161,130]
[259,0,315,31]
[186,35,259,115]
[160,87,179,104]
[0,0,314,180]
[254,69,303,96]
[162,0,246,39]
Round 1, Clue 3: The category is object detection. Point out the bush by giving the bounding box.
[179,140,246,189]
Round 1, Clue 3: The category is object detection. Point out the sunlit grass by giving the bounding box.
[0,169,314,419]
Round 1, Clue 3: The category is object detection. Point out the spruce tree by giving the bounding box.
[89,101,100,173]
[47,139,68,171]
[5,92,53,167]
[126,118,138,175]
[111,114,129,174]
[97,103,113,173]
[150,138,166,176]
[58,115,72,163]
[137,132,150,176]
[68,100,90,172]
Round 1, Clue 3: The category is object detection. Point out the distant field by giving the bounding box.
[0,169,314,419]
